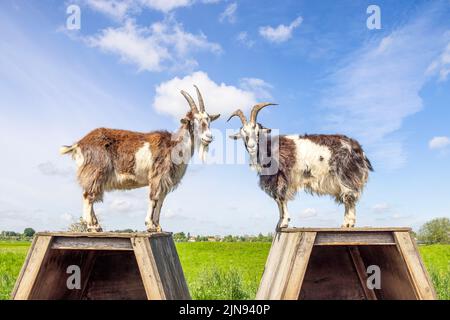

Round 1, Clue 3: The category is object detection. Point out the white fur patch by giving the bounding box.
[134,142,153,185]
[286,136,341,195]
[105,142,153,191]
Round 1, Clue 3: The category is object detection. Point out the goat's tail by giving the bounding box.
[60,144,77,155]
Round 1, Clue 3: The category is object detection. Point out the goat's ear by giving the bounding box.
[229,132,242,140]
[210,114,220,122]
[180,118,190,124]
[261,127,272,134]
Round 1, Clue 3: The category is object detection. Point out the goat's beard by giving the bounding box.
[249,153,259,171]
[198,143,209,163]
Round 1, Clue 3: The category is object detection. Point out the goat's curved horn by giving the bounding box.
[227,109,247,125]
[250,102,277,123]
[193,85,205,112]
[180,90,199,113]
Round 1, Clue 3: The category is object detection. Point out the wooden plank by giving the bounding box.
[348,246,377,300]
[256,234,280,299]
[132,237,165,300]
[268,233,301,299]
[315,232,395,246]
[51,237,133,251]
[283,227,411,233]
[12,235,53,300]
[394,232,436,300]
[37,231,172,238]
[283,232,316,299]
[256,232,294,299]
[149,236,190,299]
[409,233,437,299]
[10,236,39,299]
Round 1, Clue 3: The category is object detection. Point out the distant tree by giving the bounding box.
[255,232,273,242]
[1,231,19,237]
[223,235,235,242]
[196,235,208,242]
[173,232,188,242]
[0,231,19,239]
[417,218,450,244]
[23,228,35,237]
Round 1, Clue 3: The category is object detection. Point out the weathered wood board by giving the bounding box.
[11,232,190,300]
[256,228,436,300]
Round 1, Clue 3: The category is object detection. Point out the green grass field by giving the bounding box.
[0,241,30,300]
[0,240,449,300]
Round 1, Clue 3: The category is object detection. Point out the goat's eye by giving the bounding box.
[245,136,249,143]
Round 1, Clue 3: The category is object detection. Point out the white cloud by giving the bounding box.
[110,198,134,212]
[392,213,412,220]
[299,208,318,218]
[429,136,450,150]
[84,0,221,16]
[219,2,237,24]
[321,14,449,169]
[239,78,273,100]
[151,20,222,56]
[141,0,222,12]
[426,42,450,81]
[87,19,221,72]
[37,161,73,177]
[372,203,391,214]
[162,208,189,220]
[85,0,134,20]
[236,31,255,48]
[60,213,75,223]
[140,0,192,12]
[259,16,303,43]
[153,71,272,119]
[87,20,168,72]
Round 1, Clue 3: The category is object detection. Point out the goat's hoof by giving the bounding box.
[276,223,289,231]
[87,225,103,232]
[146,225,162,233]
[341,223,355,228]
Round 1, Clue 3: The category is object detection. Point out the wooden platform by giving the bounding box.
[11,232,190,300]
[256,228,436,300]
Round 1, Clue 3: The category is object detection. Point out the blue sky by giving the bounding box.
[0,0,449,234]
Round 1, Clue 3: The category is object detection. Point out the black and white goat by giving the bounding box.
[228,103,373,229]
[61,86,219,232]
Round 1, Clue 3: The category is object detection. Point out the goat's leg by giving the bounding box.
[152,194,166,231]
[145,198,157,231]
[145,188,166,233]
[275,199,290,230]
[342,197,356,228]
[83,192,103,232]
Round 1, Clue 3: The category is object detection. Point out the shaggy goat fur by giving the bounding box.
[61,87,219,232]
[228,105,373,229]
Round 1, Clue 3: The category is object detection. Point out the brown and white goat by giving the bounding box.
[228,103,373,229]
[60,86,220,232]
